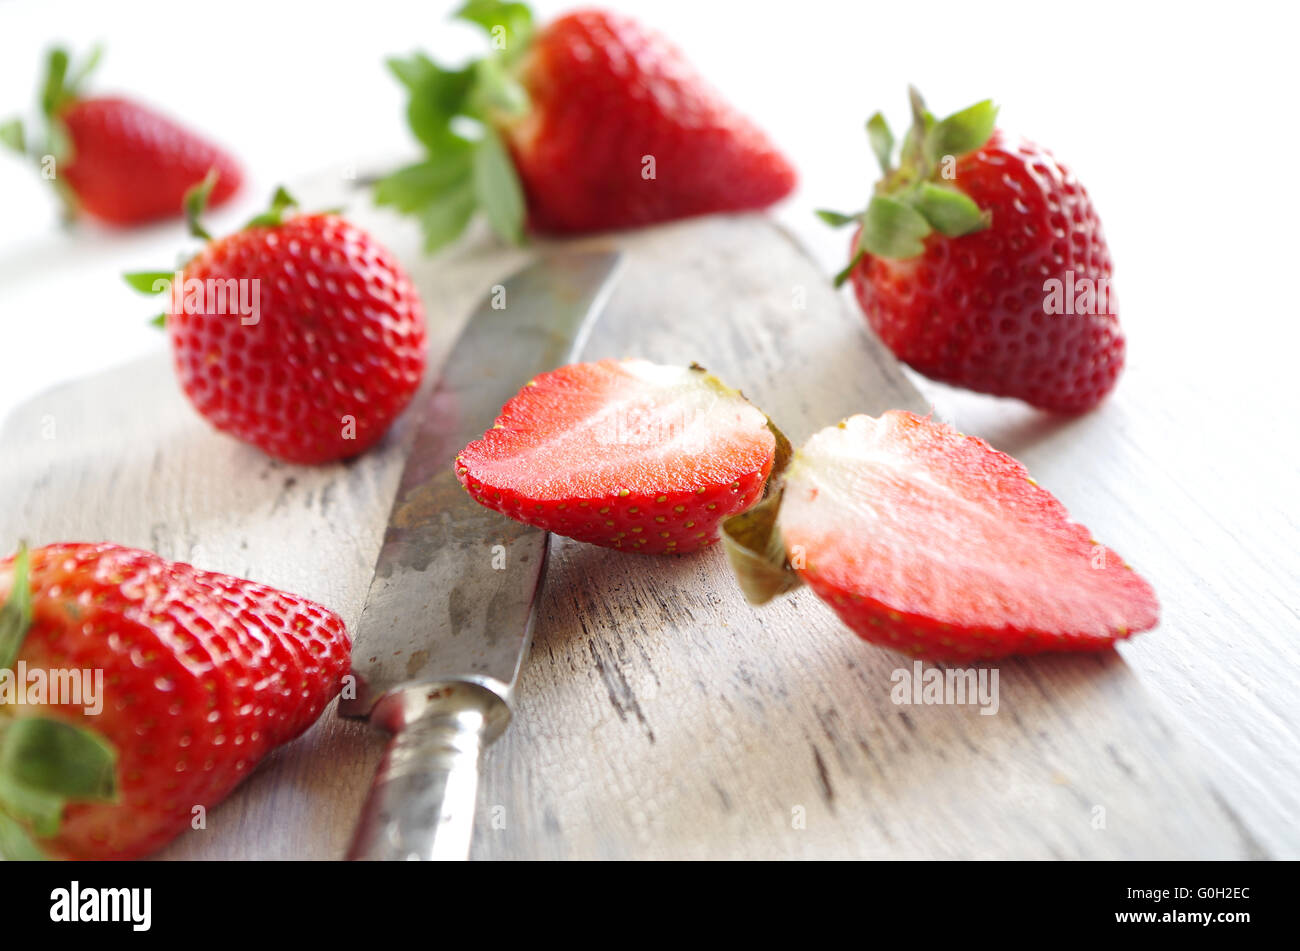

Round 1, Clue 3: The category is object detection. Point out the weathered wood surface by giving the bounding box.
[0,200,1264,859]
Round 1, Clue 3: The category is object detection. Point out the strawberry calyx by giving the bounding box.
[0,545,33,670]
[0,45,101,158]
[124,181,304,328]
[0,46,102,219]
[720,486,803,604]
[818,88,999,280]
[376,0,533,252]
[0,545,119,860]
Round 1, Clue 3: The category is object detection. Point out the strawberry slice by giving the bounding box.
[457,360,785,554]
[724,411,1158,660]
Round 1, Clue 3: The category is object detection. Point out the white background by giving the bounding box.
[1,1,1297,853]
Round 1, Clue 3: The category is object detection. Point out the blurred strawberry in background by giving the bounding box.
[377,0,797,250]
[1,46,242,226]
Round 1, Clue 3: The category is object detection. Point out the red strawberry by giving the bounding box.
[723,411,1158,661]
[456,360,783,554]
[126,185,427,464]
[0,543,350,860]
[820,91,1124,412]
[1,48,241,225]
[376,2,795,250]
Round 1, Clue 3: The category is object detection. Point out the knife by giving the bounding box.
[339,250,624,860]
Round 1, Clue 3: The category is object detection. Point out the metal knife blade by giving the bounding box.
[341,250,623,860]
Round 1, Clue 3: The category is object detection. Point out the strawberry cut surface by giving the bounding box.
[777,412,1158,660]
[457,360,777,554]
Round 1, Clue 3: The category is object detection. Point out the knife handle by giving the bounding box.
[346,683,509,861]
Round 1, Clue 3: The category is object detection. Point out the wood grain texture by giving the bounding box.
[0,206,1265,859]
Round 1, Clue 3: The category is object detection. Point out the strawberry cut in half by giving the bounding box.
[723,411,1158,661]
[376,1,796,251]
[456,360,788,555]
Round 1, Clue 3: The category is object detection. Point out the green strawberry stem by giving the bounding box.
[0,46,101,221]
[0,545,118,858]
[376,0,532,252]
[817,88,999,279]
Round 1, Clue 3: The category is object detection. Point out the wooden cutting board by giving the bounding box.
[0,193,1262,859]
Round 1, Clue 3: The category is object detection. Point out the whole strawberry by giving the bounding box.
[0,543,350,860]
[127,184,427,463]
[820,90,1124,412]
[723,412,1158,661]
[377,1,796,250]
[457,360,785,554]
[0,47,241,225]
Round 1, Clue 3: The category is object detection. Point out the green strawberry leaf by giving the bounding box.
[0,119,25,155]
[866,112,894,174]
[469,56,530,118]
[387,52,440,93]
[910,181,990,237]
[39,48,71,119]
[417,187,479,253]
[380,5,535,253]
[857,194,932,259]
[832,249,866,288]
[66,44,103,94]
[388,55,476,151]
[0,811,46,860]
[375,153,473,213]
[0,544,32,670]
[184,170,219,241]
[815,209,860,228]
[925,99,998,164]
[456,0,535,62]
[473,125,525,245]
[374,150,479,252]
[0,717,118,842]
[122,270,174,295]
[45,116,73,166]
[243,185,299,229]
[828,90,997,283]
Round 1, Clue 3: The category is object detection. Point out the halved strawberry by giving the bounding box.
[456,360,786,554]
[724,411,1158,660]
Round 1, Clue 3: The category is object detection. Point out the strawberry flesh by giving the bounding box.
[457,360,776,554]
[779,412,1158,660]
